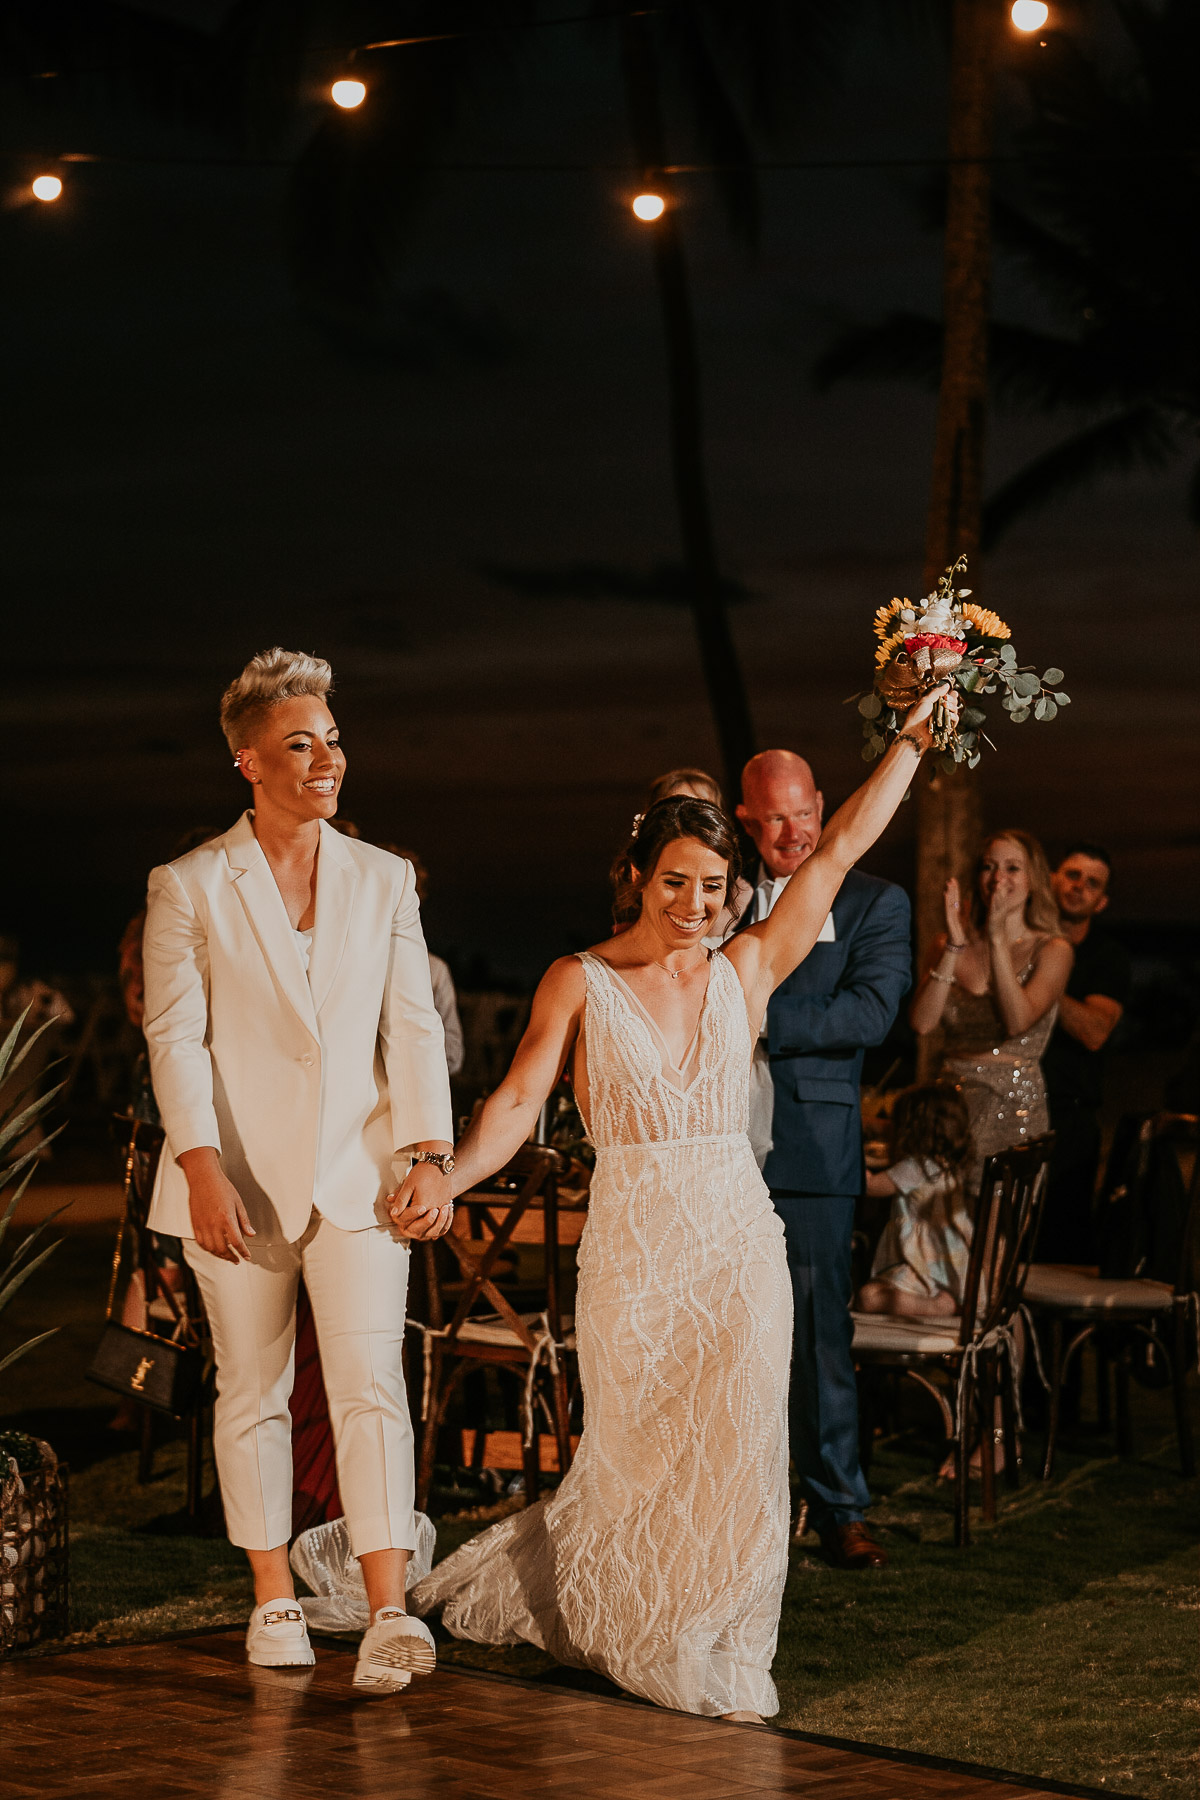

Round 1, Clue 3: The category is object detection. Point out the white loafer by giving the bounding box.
[245,1598,315,1668]
[353,1609,436,1694]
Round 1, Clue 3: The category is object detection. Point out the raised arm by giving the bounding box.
[728,684,954,1006]
[989,933,1073,1037]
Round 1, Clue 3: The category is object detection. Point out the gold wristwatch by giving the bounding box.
[411,1149,456,1176]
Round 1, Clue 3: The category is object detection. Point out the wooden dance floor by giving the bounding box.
[1,1628,1091,1800]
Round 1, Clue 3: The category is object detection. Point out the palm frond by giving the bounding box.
[813,312,944,394]
[0,1203,72,1291]
[0,1234,63,1321]
[982,405,1182,546]
[0,1328,60,1379]
[0,1162,40,1260]
[0,1083,64,1162]
[986,322,1156,413]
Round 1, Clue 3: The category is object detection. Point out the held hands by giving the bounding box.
[386,1161,455,1240]
[185,1158,256,1263]
[943,878,968,947]
[901,681,962,752]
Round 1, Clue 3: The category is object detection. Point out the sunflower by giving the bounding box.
[961,602,1010,640]
[872,598,910,640]
[875,628,907,667]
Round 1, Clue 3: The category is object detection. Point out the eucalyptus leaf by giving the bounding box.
[968,751,981,769]
[1056,693,1071,705]
[1011,708,1030,723]
[1010,671,1042,699]
[1043,667,1064,686]
[1035,697,1059,722]
[861,744,878,762]
[1000,644,1018,666]
[858,693,882,719]
[962,706,987,727]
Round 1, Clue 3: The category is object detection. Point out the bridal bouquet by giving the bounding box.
[856,555,1068,770]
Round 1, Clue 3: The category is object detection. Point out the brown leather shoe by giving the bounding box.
[819,1521,888,1570]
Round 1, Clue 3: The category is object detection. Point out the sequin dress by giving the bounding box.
[409,950,793,1718]
[939,950,1057,1194]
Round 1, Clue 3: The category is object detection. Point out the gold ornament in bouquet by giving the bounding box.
[856,555,1069,771]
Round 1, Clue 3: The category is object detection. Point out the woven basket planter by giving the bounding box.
[1,1443,69,1656]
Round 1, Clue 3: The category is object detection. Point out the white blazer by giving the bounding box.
[143,812,453,1242]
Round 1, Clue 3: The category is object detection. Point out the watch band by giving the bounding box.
[411,1149,455,1176]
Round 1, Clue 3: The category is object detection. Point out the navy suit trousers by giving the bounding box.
[771,1191,871,1535]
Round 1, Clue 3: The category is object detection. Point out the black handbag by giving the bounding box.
[88,1318,205,1416]
[88,1192,206,1419]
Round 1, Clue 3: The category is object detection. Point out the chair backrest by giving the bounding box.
[112,1116,204,1346]
[417,1145,568,1357]
[1096,1112,1199,1290]
[958,1134,1055,1347]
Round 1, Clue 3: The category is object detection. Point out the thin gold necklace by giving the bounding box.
[650,953,703,981]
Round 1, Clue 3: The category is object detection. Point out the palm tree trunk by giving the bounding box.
[620,14,756,797]
[917,0,1001,1074]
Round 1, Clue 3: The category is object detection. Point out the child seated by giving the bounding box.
[857,1083,974,1320]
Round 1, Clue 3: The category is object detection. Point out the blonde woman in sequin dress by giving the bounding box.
[910,829,1072,1195]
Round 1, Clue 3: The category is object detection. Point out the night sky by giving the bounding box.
[6,4,1197,983]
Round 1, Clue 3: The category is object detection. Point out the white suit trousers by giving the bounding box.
[184,1209,415,1556]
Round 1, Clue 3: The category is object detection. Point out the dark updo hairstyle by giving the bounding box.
[610,796,742,929]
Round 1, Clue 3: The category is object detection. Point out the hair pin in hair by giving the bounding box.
[630,811,644,838]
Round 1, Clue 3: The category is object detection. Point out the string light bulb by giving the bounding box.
[631,192,666,221]
[330,77,367,109]
[1010,2,1049,29]
[31,174,63,202]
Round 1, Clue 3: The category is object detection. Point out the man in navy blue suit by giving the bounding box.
[737,750,911,1570]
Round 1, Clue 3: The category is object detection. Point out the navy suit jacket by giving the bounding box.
[747,868,911,1197]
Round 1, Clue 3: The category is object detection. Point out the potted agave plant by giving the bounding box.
[0,1009,70,1655]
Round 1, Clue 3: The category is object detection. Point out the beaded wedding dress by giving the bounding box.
[410,949,793,1717]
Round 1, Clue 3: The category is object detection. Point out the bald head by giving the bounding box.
[737,749,824,878]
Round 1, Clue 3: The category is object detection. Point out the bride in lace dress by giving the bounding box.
[399,687,955,1721]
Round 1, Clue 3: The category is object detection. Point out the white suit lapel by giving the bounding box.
[224,813,319,1041]
[307,822,358,1017]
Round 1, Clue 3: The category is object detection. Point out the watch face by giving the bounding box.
[443,1155,456,1175]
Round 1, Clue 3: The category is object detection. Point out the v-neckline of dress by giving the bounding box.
[591,953,717,1097]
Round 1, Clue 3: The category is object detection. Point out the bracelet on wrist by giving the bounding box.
[943,940,967,953]
[928,969,956,986]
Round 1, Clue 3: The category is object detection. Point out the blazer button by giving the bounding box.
[299,1054,315,1067]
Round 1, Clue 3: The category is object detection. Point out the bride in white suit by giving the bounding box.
[142,647,457,1692]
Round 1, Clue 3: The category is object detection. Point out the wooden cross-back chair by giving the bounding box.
[852,1134,1055,1546]
[1024,1112,1198,1480]
[112,1117,213,1518]
[407,1144,581,1510]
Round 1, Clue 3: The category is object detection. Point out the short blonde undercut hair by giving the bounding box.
[219,647,334,752]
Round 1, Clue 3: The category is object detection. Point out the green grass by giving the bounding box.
[4,1226,1198,1794]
